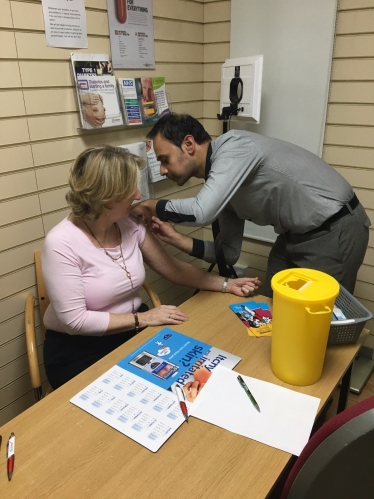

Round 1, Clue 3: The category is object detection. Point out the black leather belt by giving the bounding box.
[327,194,359,224]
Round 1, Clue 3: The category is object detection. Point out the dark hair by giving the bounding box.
[147,113,211,149]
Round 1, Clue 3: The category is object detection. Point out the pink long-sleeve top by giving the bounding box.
[42,216,146,336]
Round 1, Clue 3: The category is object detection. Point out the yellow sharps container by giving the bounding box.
[271,269,339,385]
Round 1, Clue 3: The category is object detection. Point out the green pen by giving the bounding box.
[237,375,261,412]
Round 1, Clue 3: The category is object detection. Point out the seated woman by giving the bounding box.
[42,145,261,389]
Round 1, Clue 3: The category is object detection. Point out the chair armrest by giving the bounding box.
[143,280,161,308]
[25,295,42,390]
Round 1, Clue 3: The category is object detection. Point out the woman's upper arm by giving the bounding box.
[141,229,179,277]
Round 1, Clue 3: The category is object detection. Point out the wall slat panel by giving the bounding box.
[0,145,34,175]
[339,0,374,9]
[334,34,374,58]
[327,104,374,126]
[0,90,26,118]
[337,10,374,34]
[331,59,374,80]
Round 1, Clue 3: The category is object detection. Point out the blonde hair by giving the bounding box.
[66,145,144,220]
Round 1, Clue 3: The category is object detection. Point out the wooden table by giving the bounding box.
[0,292,368,498]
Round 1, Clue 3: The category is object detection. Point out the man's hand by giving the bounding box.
[130,199,158,225]
[150,216,193,253]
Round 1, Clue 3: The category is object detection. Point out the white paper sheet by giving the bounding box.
[42,0,87,48]
[189,366,320,455]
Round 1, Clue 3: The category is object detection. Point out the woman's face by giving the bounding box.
[106,188,141,220]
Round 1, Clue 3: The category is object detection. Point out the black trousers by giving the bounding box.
[264,202,370,297]
[44,303,148,389]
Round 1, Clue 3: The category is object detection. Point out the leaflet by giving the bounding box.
[229,301,272,337]
[70,366,184,452]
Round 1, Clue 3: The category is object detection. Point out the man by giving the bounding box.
[131,113,370,297]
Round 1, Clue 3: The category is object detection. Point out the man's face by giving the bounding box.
[153,134,199,186]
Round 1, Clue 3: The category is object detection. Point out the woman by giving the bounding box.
[42,145,261,389]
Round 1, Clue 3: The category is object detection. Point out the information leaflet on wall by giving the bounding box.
[42,0,87,48]
[106,0,155,69]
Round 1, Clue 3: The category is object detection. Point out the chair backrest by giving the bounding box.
[281,395,374,499]
[34,250,49,339]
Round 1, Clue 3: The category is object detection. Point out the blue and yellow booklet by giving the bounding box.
[229,301,272,337]
[117,328,241,402]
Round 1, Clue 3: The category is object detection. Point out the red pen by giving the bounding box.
[7,432,15,481]
[176,385,189,423]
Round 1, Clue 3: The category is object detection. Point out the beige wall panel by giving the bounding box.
[204,1,230,22]
[19,61,71,88]
[242,239,272,259]
[354,188,374,210]
[0,390,35,427]
[10,0,43,30]
[369,229,374,248]
[339,0,374,8]
[42,208,71,233]
[332,59,374,81]
[0,350,35,389]
[0,336,29,368]
[334,34,374,58]
[0,287,36,324]
[0,219,44,252]
[27,113,80,141]
[330,82,374,103]
[153,177,202,198]
[31,126,149,166]
[203,82,220,99]
[325,125,374,148]
[0,31,17,58]
[0,0,13,28]
[156,41,203,63]
[167,82,203,103]
[85,0,108,8]
[204,62,222,81]
[24,88,77,115]
[0,90,26,118]
[153,0,203,23]
[115,63,203,83]
[204,21,230,43]
[15,32,110,60]
[0,266,36,300]
[0,61,21,88]
[0,118,29,146]
[0,240,43,277]
[0,144,33,175]
[36,163,70,190]
[334,167,374,190]
[155,19,203,43]
[0,374,34,413]
[337,10,374,34]
[167,184,202,200]
[354,281,374,303]
[172,101,203,117]
[358,264,374,285]
[0,315,25,346]
[204,42,230,63]
[0,195,41,226]
[364,247,374,266]
[0,171,38,201]
[327,104,374,126]
[86,9,109,36]
[324,145,374,168]
[203,99,220,117]
[39,186,70,213]
[204,117,224,136]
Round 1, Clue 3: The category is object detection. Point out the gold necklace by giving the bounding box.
[83,221,136,317]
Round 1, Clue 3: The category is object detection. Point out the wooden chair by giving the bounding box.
[280,395,374,499]
[25,250,161,402]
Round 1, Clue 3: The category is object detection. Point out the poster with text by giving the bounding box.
[42,0,87,48]
[106,0,155,69]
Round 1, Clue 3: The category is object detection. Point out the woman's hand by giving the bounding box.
[149,217,194,253]
[139,305,188,327]
[227,277,261,297]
